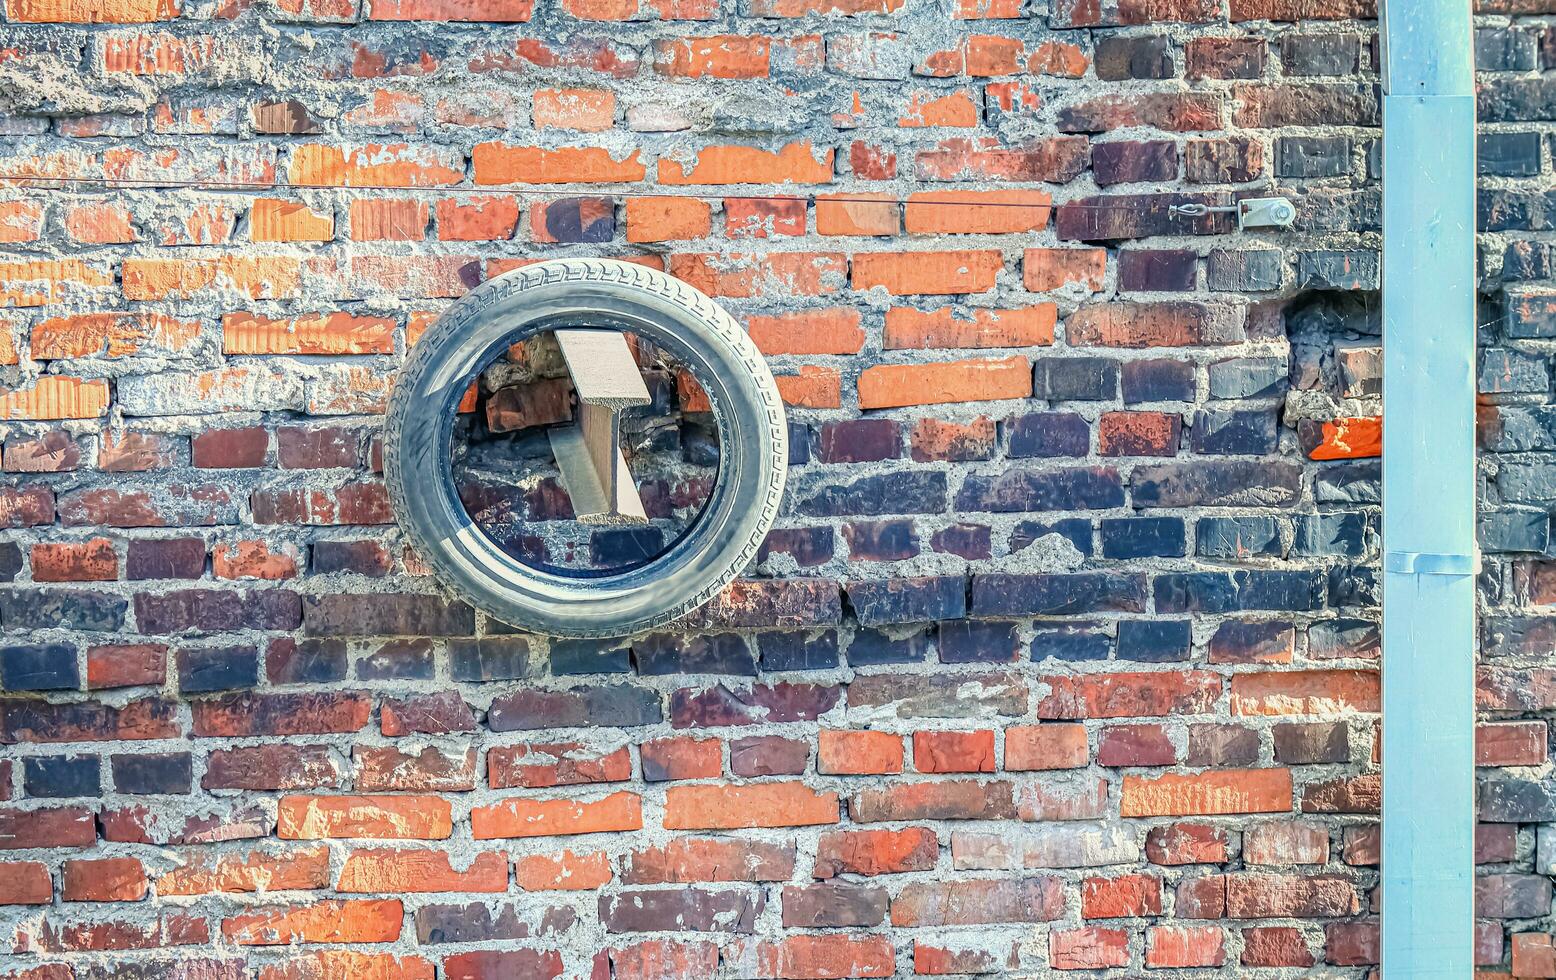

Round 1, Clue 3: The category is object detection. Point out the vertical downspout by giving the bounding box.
[1378,1,1478,977]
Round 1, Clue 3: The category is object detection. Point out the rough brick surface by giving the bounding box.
[0,0,1545,975]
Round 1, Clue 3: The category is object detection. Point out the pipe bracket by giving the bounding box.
[1383,550,1480,576]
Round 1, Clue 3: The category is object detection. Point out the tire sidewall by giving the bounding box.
[384,258,786,638]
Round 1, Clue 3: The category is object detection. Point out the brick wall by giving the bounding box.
[0,0,1554,975]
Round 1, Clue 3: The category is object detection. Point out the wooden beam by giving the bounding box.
[549,329,652,525]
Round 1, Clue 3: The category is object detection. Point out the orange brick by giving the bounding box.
[1229,670,1381,716]
[671,252,846,298]
[5,0,181,21]
[532,88,615,130]
[746,309,864,355]
[31,539,117,582]
[1005,724,1089,770]
[906,190,1051,234]
[659,142,834,185]
[814,828,938,878]
[818,730,904,775]
[852,250,1003,295]
[0,201,44,243]
[1083,874,1163,919]
[914,730,995,773]
[815,193,898,236]
[625,196,711,242]
[900,90,980,127]
[258,952,434,980]
[288,143,463,187]
[277,795,453,840]
[251,199,334,243]
[30,312,199,359]
[1147,925,1226,968]
[436,196,519,241]
[858,357,1030,409]
[349,198,429,241]
[472,143,645,184]
[0,376,109,420]
[652,35,773,78]
[156,847,331,896]
[337,849,508,893]
[724,197,805,239]
[1025,247,1107,292]
[1121,768,1294,817]
[0,259,114,307]
[122,256,302,301]
[222,898,404,945]
[369,0,531,18]
[776,365,842,409]
[1309,416,1381,460]
[513,849,613,891]
[664,782,839,829]
[61,857,147,901]
[471,791,643,839]
[212,540,300,580]
[222,312,395,355]
[884,305,1055,349]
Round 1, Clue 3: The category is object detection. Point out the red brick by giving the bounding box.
[0,862,53,904]
[157,847,331,895]
[1082,874,1163,918]
[622,837,795,884]
[31,538,117,582]
[1121,768,1294,817]
[1229,670,1380,716]
[727,935,895,979]
[858,357,1031,409]
[277,795,452,839]
[1005,724,1088,770]
[885,305,1055,349]
[337,849,508,893]
[222,898,404,944]
[818,730,903,775]
[814,827,938,878]
[913,730,994,773]
[665,782,838,829]
[513,849,612,890]
[62,857,147,901]
[640,736,722,781]
[1148,925,1227,968]
[1050,927,1129,969]
[471,791,643,838]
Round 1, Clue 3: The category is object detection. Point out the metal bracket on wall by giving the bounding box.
[1168,197,1297,230]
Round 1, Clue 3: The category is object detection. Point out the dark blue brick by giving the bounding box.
[1207,357,1287,399]
[111,752,192,795]
[956,467,1124,513]
[1479,510,1549,553]
[176,645,258,694]
[1033,357,1119,401]
[789,421,811,466]
[1209,620,1295,663]
[1011,518,1094,556]
[938,620,1019,664]
[1477,188,1544,232]
[1315,460,1380,504]
[0,642,79,691]
[972,573,1148,616]
[1479,132,1543,177]
[1292,512,1371,557]
[1117,619,1191,662]
[1207,250,1284,292]
[844,519,920,561]
[266,637,348,684]
[1122,359,1196,403]
[633,633,755,676]
[549,639,632,675]
[1191,409,1278,455]
[538,197,614,243]
[759,526,835,568]
[1275,136,1352,178]
[1154,570,1326,613]
[357,639,436,681]
[449,636,531,682]
[1281,33,1360,74]
[24,755,99,798]
[847,627,932,666]
[1101,517,1186,559]
[1031,624,1112,662]
[848,576,966,626]
[1480,778,1556,823]
[1094,34,1175,80]
[592,527,665,567]
[1327,562,1380,608]
[1502,241,1552,282]
[1132,460,1302,507]
[797,471,947,517]
[760,631,840,671]
[1196,516,1282,557]
[0,543,20,583]
[1118,249,1197,291]
[1,589,126,633]
[1476,28,1539,71]
[1007,413,1090,458]
[1298,249,1379,290]
[817,419,902,463]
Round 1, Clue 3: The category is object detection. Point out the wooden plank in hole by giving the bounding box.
[550,329,651,525]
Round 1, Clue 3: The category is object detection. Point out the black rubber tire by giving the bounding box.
[383,258,787,639]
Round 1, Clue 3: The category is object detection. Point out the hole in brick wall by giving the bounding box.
[451,330,717,575]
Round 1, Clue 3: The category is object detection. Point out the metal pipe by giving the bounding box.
[1378,1,1478,976]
